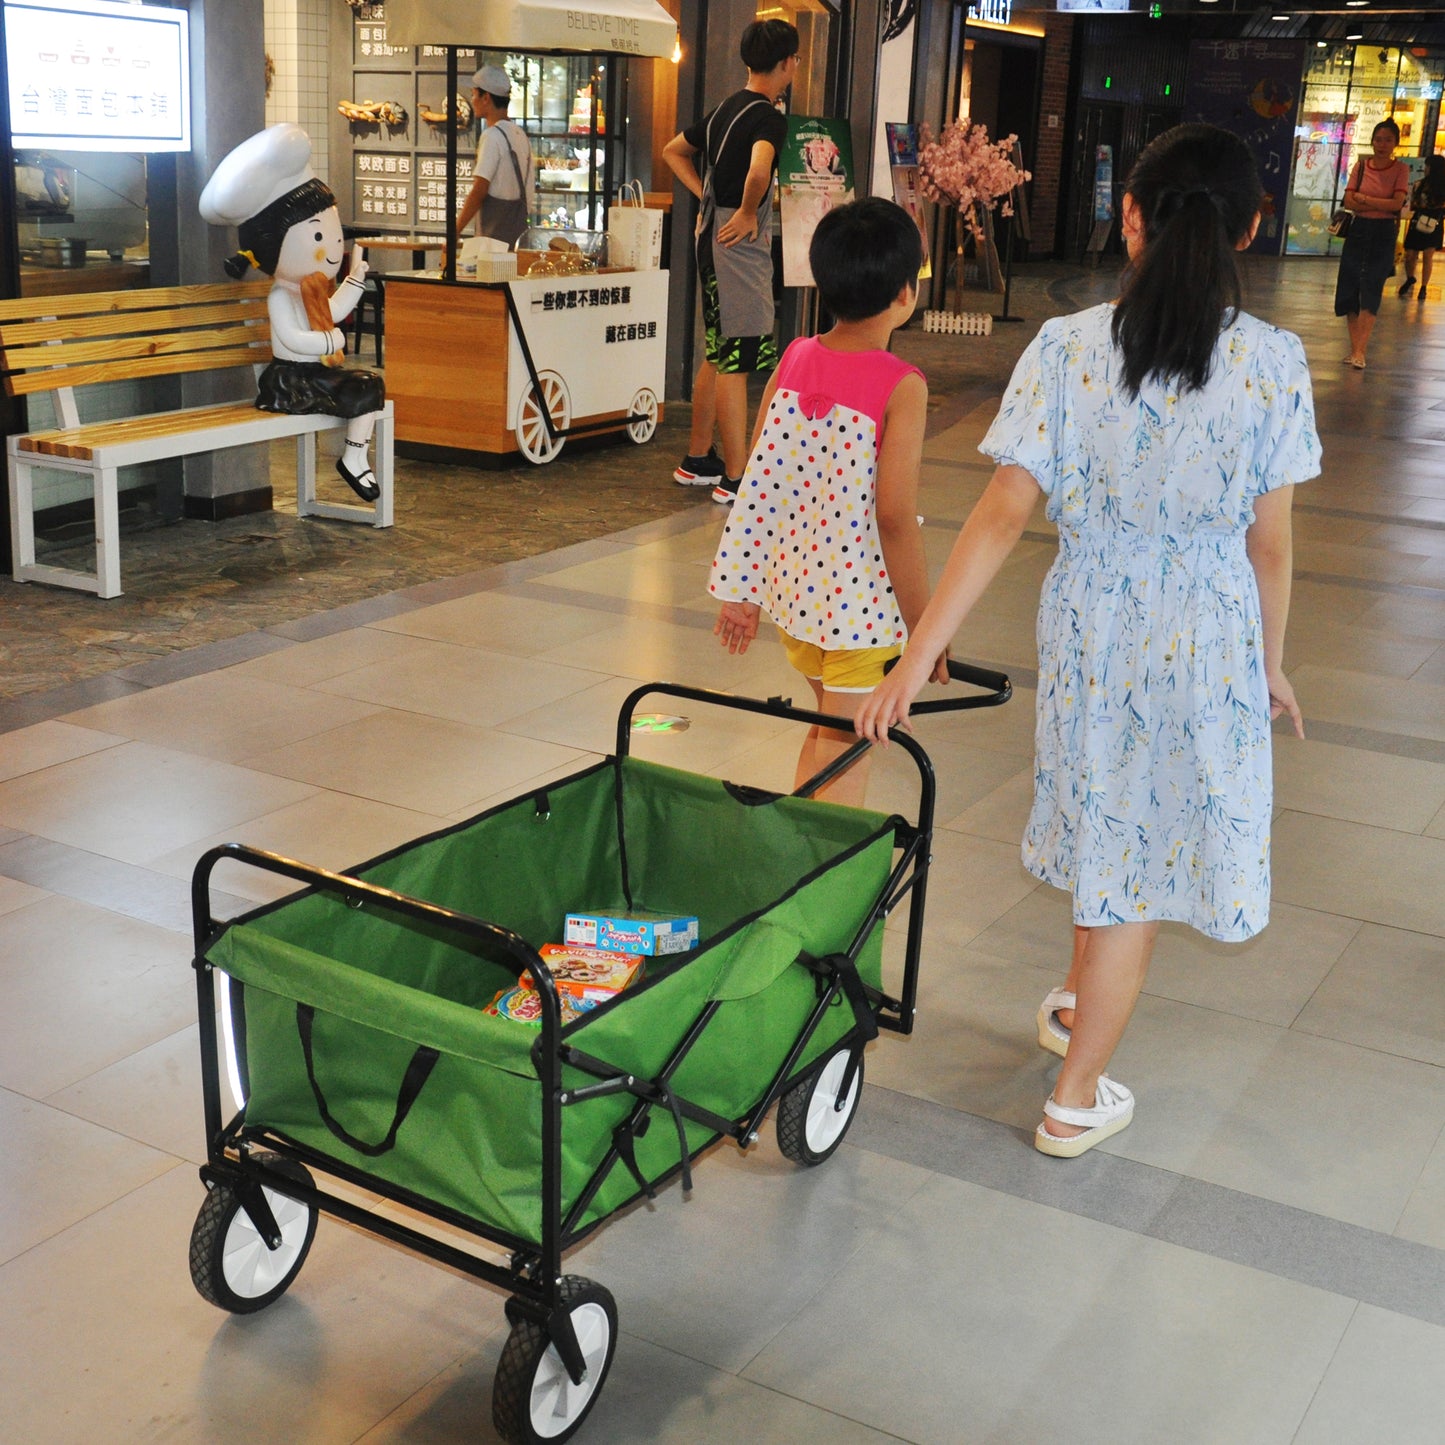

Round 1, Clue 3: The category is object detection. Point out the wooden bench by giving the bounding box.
[0,280,393,598]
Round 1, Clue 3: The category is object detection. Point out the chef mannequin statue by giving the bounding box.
[199,124,383,503]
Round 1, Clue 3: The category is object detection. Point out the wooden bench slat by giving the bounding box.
[18,401,264,460]
[0,279,271,322]
[4,343,271,397]
[0,298,270,348]
[5,323,273,377]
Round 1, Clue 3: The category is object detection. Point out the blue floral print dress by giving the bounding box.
[981,303,1321,941]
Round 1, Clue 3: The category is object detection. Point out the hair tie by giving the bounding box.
[223,249,258,279]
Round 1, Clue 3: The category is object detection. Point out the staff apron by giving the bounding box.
[697,98,776,339]
[479,120,531,247]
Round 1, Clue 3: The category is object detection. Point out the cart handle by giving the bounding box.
[614,659,1009,760]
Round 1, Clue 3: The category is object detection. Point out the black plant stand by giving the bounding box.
[992,212,1024,325]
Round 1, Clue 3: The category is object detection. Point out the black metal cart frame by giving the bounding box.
[190,666,1009,1418]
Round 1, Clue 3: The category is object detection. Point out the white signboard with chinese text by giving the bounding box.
[506,270,667,426]
[384,0,677,58]
[5,0,190,152]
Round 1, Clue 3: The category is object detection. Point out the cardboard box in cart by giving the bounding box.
[565,910,699,956]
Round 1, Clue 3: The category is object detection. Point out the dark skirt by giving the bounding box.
[256,360,385,418]
[1403,208,1444,253]
[1334,218,1397,316]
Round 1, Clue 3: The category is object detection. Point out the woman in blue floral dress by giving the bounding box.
[857,124,1321,1157]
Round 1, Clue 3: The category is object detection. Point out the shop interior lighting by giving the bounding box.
[671,34,681,63]
[1346,31,1363,40]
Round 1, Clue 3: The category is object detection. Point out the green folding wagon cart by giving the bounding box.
[188,669,1009,1444]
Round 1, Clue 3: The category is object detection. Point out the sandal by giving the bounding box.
[1036,987,1075,1058]
[1034,1076,1134,1158]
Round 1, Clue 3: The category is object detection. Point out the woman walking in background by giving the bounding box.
[856,124,1321,1158]
[1400,154,1445,301]
[1336,118,1408,369]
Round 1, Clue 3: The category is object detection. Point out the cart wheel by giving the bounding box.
[188,1153,317,1314]
[625,387,658,444]
[516,371,571,464]
[777,1045,863,1166]
[492,1275,617,1445]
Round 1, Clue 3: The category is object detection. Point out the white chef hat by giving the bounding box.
[199,123,337,277]
[471,64,512,99]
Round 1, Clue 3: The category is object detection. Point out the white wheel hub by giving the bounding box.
[626,388,658,443]
[805,1051,859,1154]
[221,1186,311,1298]
[528,1301,612,1437]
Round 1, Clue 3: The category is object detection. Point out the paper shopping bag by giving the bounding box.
[607,180,664,270]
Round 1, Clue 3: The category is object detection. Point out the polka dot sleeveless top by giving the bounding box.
[709,337,923,650]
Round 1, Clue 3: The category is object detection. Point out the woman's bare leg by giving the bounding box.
[1040,922,1159,1139]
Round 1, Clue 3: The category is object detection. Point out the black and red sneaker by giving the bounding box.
[711,476,741,505]
[674,447,726,486]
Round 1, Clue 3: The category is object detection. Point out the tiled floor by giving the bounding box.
[2,257,1444,1443]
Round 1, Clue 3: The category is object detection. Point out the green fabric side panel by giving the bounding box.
[615,758,891,938]
[567,830,894,1229]
[239,980,544,1241]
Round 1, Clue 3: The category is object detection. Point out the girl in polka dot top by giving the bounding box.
[709,197,949,804]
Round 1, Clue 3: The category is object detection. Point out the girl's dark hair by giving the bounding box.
[810,197,922,321]
[1372,117,1401,144]
[1111,123,1264,398]
[1415,154,1445,210]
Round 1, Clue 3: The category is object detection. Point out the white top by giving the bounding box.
[474,120,534,205]
[265,276,359,363]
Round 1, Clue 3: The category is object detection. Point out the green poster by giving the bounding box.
[780,115,855,288]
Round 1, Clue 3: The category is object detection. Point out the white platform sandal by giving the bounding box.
[1034,1076,1134,1158]
[1036,987,1075,1058]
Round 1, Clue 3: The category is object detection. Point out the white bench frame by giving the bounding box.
[7,395,394,599]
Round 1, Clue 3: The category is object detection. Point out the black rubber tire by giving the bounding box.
[492,1276,618,1445]
[777,1046,864,1166]
[188,1154,317,1314]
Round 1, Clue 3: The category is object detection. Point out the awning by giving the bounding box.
[383,0,678,59]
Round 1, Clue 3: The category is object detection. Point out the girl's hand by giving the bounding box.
[1267,667,1305,739]
[715,601,760,654]
[349,244,369,286]
[855,654,929,745]
[929,648,952,686]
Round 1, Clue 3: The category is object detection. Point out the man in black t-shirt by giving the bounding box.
[663,19,799,504]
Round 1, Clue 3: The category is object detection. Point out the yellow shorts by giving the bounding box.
[781,633,902,693]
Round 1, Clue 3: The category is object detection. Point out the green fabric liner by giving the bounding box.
[206,757,897,1244]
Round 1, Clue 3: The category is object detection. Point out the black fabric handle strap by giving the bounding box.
[296,1004,439,1157]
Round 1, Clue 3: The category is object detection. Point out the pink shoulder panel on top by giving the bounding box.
[773,337,923,428]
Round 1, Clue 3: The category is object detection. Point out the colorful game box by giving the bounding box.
[537,943,644,1002]
[564,910,699,957]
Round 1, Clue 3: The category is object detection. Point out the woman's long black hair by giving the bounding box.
[1111,123,1264,398]
[1414,154,1445,211]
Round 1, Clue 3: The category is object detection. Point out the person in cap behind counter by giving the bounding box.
[199,123,384,503]
[455,64,535,249]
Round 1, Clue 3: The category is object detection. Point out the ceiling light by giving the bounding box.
[1272,13,1288,20]
[1345,1,1368,6]
[1316,40,1327,47]
[1346,30,1363,40]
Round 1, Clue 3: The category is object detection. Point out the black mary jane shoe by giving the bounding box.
[335,455,381,503]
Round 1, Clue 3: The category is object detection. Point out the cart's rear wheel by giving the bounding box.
[625,387,658,443]
[777,1045,863,1166]
[516,371,571,464]
[189,1154,317,1314]
[493,1276,617,1444]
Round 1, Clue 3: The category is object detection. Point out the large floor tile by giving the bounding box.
[242,710,586,816]
[0,740,317,866]
[1272,734,1445,832]
[1290,664,1445,741]
[0,873,48,916]
[1272,811,1445,938]
[0,719,125,782]
[1294,1304,1445,1445]
[535,551,718,614]
[315,639,611,729]
[370,586,621,655]
[62,672,383,763]
[1111,994,1445,1232]
[744,1173,1352,1445]
[145,790,450,903]
[1295,923,1445,1067]
[0,1088,173,1263]
[1393,1124,1445,1250]
[225,624,433,687]
[0,895,204,1096]
[0,1166,502,1445]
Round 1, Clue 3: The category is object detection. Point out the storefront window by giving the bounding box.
[761,0,838,118]
[1286,45,1445,256]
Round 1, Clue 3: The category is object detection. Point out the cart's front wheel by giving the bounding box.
[625,387,658,443]
[516,371,571,464]
[188,1154,317,1313]
[493,1276,617,1444]
[777,1045,863,1166]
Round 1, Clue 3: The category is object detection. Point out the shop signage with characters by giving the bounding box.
[779,116,855,288]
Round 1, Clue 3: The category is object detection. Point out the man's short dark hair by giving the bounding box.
[810,197,923,322]
[740,19,799,73]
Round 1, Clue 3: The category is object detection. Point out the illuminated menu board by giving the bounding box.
[5,0,191,152]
